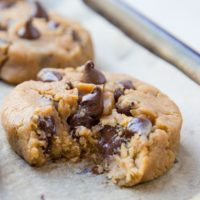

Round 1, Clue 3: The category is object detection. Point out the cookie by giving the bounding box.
[1,61,182,187]
[0,0,23,10]
[0,1,93,84]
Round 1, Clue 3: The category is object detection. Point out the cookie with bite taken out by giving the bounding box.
[1,61,182,187]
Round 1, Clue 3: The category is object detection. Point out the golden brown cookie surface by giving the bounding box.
[1,61,182,186]
[0,1,93,84]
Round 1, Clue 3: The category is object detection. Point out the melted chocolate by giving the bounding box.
[68,87,103,129]
[68,113,99,129]
[81,87,103,117]
[98,125,125,157]
[38,116,56,138]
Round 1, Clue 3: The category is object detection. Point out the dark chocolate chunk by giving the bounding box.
[32,1,49,20]
[114,88,124,102]
[99,125,125,157]
[116,102,134,116]
[38,116,56,138]
[80,87,103,117]
[17,18,40,40]
[68,113,99,129]
[37,70,63,82]
[81,61,106,85]
[48,21,59,29]
[127,117,152,137]
[0,0,16,9]
[68,87,103,129]
[118,80,135,90]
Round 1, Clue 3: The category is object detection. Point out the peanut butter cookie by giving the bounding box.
[0,1,93,84]
[1,61,182,187]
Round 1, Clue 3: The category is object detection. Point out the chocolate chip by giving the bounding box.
[0,0,16,9]
[37,70,63,82]
[17,18,40,40]
[118,80,135,90]
[32,1,49,20]
[116,102,134,116]
[68,87,103,129]
[99,125,125,157]
[38,116,56,138]
[127,117,152,137]
[66,81,73,89]
[48,21,59,29]
[80,87,103,117]
[114,88,124,102]
[68,113,99,129]
[81,61,107,85]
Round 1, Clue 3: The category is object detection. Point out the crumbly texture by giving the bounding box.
[0,1,93,84]
[1,62,182,187]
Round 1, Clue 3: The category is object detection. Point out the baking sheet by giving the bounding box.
[0,0,200,199]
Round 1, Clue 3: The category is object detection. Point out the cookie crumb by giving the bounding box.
[91,165,104,175]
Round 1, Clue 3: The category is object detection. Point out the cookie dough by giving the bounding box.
[0,1,93,84]
[1,61,182,187]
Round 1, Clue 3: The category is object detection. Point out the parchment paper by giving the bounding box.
[0,1,200,200]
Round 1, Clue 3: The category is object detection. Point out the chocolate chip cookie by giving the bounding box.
[0,1,93,84]
[1,61,182,187]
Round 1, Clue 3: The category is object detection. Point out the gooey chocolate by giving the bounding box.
[68,87,103,129]
[98,125,126,157]
[38,116,56,139]
[17,18,40,40]
[98,117,152,157]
